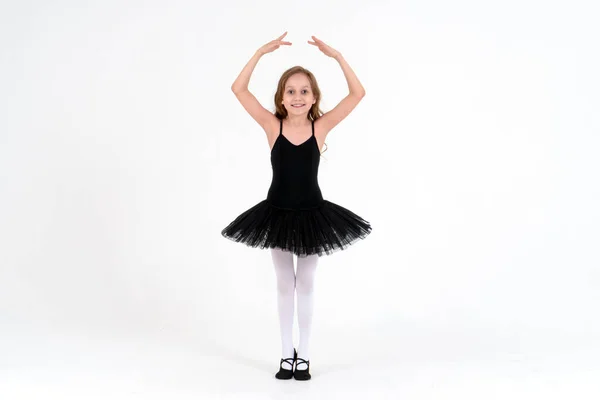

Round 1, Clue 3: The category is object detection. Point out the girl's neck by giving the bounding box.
[285,114,310,127]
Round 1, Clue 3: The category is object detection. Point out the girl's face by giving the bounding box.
[282,73,316,116]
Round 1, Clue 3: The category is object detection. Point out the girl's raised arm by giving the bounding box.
[308,36,365,136]
[231,33,291,133]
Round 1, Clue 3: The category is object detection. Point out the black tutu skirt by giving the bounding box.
[221,199,372,257]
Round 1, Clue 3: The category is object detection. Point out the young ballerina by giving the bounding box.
[221,32,372,380]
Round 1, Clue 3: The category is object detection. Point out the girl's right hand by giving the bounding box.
[257,32,292,55]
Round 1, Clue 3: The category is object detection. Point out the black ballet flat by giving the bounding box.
[275,348,297,380]
[293,357,311,380]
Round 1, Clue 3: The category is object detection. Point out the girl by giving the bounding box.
[221,32,372,380]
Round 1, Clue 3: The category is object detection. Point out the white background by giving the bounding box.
[1,0,599,398]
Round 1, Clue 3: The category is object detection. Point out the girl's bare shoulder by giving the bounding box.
[264,115,280,151]
[313,117,331,140]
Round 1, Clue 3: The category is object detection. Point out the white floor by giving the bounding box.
[2,321,599,400]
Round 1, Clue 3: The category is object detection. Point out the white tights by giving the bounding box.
[271,248,318,371]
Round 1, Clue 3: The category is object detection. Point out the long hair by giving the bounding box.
[273,66,328,156]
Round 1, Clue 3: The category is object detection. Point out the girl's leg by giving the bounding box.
[270,247,296,370]
[295,253,318,370]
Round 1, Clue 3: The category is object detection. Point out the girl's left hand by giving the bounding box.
[308,36,340,59]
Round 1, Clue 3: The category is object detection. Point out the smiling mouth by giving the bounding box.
[292,104,305,107]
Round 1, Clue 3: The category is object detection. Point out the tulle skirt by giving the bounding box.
[221,199,372,257]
